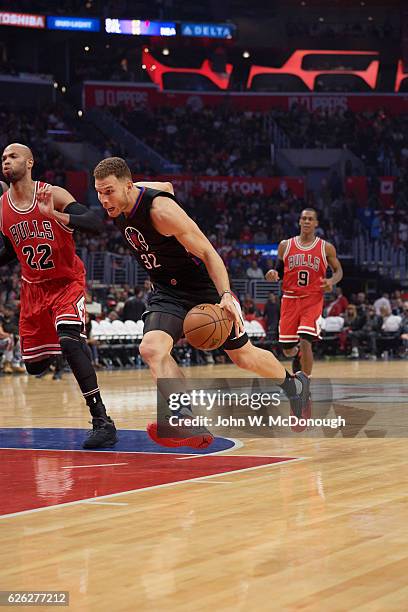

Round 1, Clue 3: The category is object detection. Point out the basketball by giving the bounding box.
[183,303,233,350]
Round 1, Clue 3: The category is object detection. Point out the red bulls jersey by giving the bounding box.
[0,181,85,283]
[282,236,327,297]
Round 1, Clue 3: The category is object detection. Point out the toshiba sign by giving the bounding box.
[0,12,45,29]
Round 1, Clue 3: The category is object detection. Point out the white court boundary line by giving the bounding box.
[176,437,243,459]
[62,463,128,469]
[0,457,305,521]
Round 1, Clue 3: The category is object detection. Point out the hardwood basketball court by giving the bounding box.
[1,360,407,610]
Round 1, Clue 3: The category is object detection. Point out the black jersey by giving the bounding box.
[115,187,215,291]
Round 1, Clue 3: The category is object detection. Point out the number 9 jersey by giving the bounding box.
[279,236,328,345]
[282,236,328,297]
[0,181,85,283]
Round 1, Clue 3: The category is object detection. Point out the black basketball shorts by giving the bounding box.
[142,284,248,350]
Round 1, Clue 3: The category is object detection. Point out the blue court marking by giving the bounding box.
[0,428,235,454]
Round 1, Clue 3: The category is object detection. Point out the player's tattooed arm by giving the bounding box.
[151,196,244,335]
[321,242,343,292]
[265,240,286,281]
[135,181,174,194]
[37,185,104,234]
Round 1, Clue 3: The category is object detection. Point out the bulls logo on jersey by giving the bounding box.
[124,227,149,252]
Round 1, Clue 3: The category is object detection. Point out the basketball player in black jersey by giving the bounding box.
[94,157,310,448]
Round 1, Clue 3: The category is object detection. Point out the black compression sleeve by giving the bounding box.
[0,232,17,266]
[276,259,284,278]
[64,202,104,234]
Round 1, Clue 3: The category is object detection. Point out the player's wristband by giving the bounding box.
[219,290,233,299]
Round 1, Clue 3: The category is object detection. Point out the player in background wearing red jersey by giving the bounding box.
[266,208,343,377]
[0,143,117,448]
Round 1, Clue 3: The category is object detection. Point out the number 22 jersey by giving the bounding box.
[0,181,85,283]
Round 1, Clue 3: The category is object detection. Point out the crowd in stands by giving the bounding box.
[108,103,408,184]
[111,105,274,176]
[0,106,76,185]
[273,105,408,178]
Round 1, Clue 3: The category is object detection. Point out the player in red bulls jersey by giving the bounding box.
[0,142,118,449]
[266,208,343,377]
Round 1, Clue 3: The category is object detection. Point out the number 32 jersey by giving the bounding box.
[115,187,214,290]
[0,181,85,283]
[282,236,328,297]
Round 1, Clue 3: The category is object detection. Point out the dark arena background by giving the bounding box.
[1,1,408,609]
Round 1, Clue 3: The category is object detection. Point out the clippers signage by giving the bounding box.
[105,18,176,36]
[47,16,100,32]
[0,12,45,29]
[83,82,408,116]
[181,22,235,39]
[247,50,380,91]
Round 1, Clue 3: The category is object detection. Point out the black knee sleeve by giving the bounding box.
[280,341,298,350]
[57,325,91,360]
[25,358,51,376]
[57,324,99,399]
[298,334,314,344]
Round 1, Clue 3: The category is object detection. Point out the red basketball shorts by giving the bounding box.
[279,293,323,344]
[19,276,86,361]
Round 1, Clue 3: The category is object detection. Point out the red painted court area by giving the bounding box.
[0,449,296,517]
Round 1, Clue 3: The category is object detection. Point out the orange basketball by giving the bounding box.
[183,303,233,350]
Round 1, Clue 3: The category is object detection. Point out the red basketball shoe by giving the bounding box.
[147,421,214,449]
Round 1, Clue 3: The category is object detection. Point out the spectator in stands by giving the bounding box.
[349,304,382,359]
[122,288,145,322]
[377,305,402,358]
[242,294,257,318]
[399,303,408,357]
[326,286,349,316]
[263,293,280,338]
[391,289,404,314]
[246,260,264,280]
[355,292,369,315]
[0,305,24,373]
[140,279,152,306]
[339,304,366,353]
[107,311,120,322]
[85,290,102,316]
[374,292,392,316]
[240,225,253,242]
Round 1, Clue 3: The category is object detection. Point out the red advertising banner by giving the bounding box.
[379,176,396,209]
[65,170,89,203]
[83,81,408,115]
[345,176,368,206]
[134,174,305,198]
